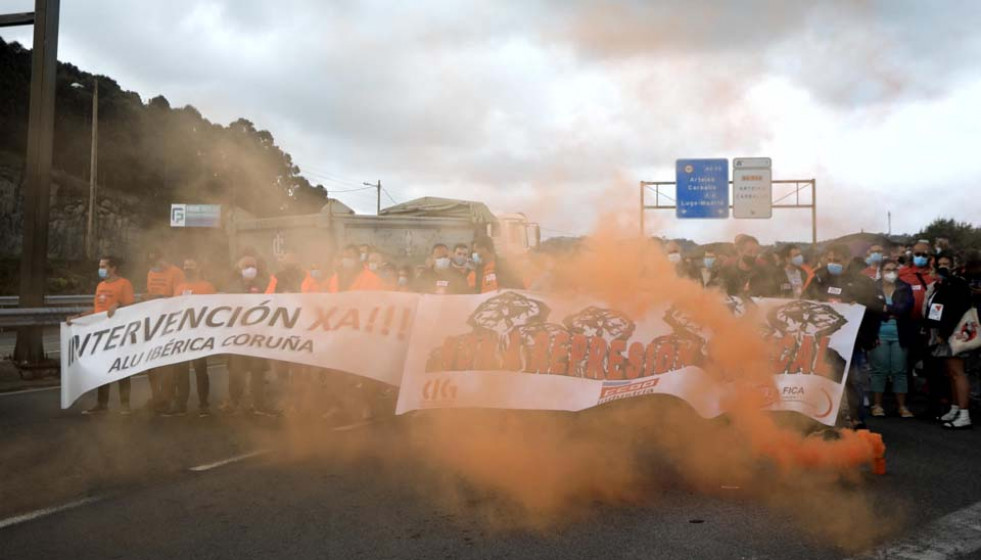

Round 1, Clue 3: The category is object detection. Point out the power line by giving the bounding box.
[382,186,398,205]
[296,164,365,188]
[323,185,375,194]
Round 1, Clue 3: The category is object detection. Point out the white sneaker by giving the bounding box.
[940,406,960,422]
[944,409,972,430]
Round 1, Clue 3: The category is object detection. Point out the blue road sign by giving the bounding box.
[676,159,729,219]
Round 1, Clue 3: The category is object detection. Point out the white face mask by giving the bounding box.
[241,267,257,280]
[368,262,379,272]
[667,253,682,264]
[434,257,451,270]
[883,271,898,283]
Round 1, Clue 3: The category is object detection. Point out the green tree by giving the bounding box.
[916,218,981,251]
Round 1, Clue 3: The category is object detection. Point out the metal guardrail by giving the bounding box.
[0,295,93,308]
[0,307,89,328]
[0,294,144,308]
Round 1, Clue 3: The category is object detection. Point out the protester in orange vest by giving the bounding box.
[301,261,330,293]
[328,245,386,293]
[169,257,216,417]
[467,236,521,293]
[143,247,185,413]
[76,256,136,415]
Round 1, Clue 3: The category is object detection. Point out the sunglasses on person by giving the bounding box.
[913,252,930,257]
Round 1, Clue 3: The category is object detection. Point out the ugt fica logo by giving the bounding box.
[422,378,457,403]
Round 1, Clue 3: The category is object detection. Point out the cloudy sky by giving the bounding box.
[3,0,981,243]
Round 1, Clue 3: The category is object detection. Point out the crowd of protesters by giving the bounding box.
[679,235,981,429]
[71,235,522,423]
[72,233,981,430]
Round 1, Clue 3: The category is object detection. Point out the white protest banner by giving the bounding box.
[395,291,866,426]
[60,292,420,408]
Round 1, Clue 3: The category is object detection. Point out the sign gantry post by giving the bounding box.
[8,0,60,364]
[639,158,816,246]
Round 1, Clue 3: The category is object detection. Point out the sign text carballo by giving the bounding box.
[733,157,773,219]
[675,158,729,219]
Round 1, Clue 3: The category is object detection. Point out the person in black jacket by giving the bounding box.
[715,235,779,297]
[869,259,915,418]
[927,253,975,429]
[806,244,881,428]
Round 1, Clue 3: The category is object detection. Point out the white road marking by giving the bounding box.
[854,499,981,559]
[0,386,60,397]
[188,449,269,472]
[0,496,101,530]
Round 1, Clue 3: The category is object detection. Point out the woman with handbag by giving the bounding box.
[925,253,975,429]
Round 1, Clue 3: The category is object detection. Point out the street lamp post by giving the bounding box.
[71,78,98,259]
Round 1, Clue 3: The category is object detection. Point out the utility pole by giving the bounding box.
[364,180,381,214]
[888,211,892,235]
[86,79,98,258]
[9,0,60,364]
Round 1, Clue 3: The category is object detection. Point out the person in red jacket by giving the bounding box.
[900,241,936,319]
[898,240,937,416]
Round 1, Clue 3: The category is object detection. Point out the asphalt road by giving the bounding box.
[2,368,981,560]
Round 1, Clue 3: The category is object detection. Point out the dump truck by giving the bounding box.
[226,196,540,267]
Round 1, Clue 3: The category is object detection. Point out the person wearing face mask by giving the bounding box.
[686,249,719,288]
[806,244,880,428]
[861,244,885,280]
[77,256,136,415]
[664,240,687,276]
[301,260,331,293]
[419,243,469,295]
[717,235,778,297]
[924,253,974,429]
[899,241,936,321]
[772,244,813,299]
[143,247,185,414]
[323,245,388,423]
[451,243,472,276]
[394,265,413,292]
[869,259,915,418]
[170,258,216,417]
[328,245,386,293]
[219,255,273,416]
[467,235,522,293]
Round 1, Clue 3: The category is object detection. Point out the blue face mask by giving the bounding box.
[913,255,929,268]
[472,252,482,265]
[703,257,715,269]
[98,267,108,279]
[791,255,804,267]
[827,263,844,276]
[866,252,882,265]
